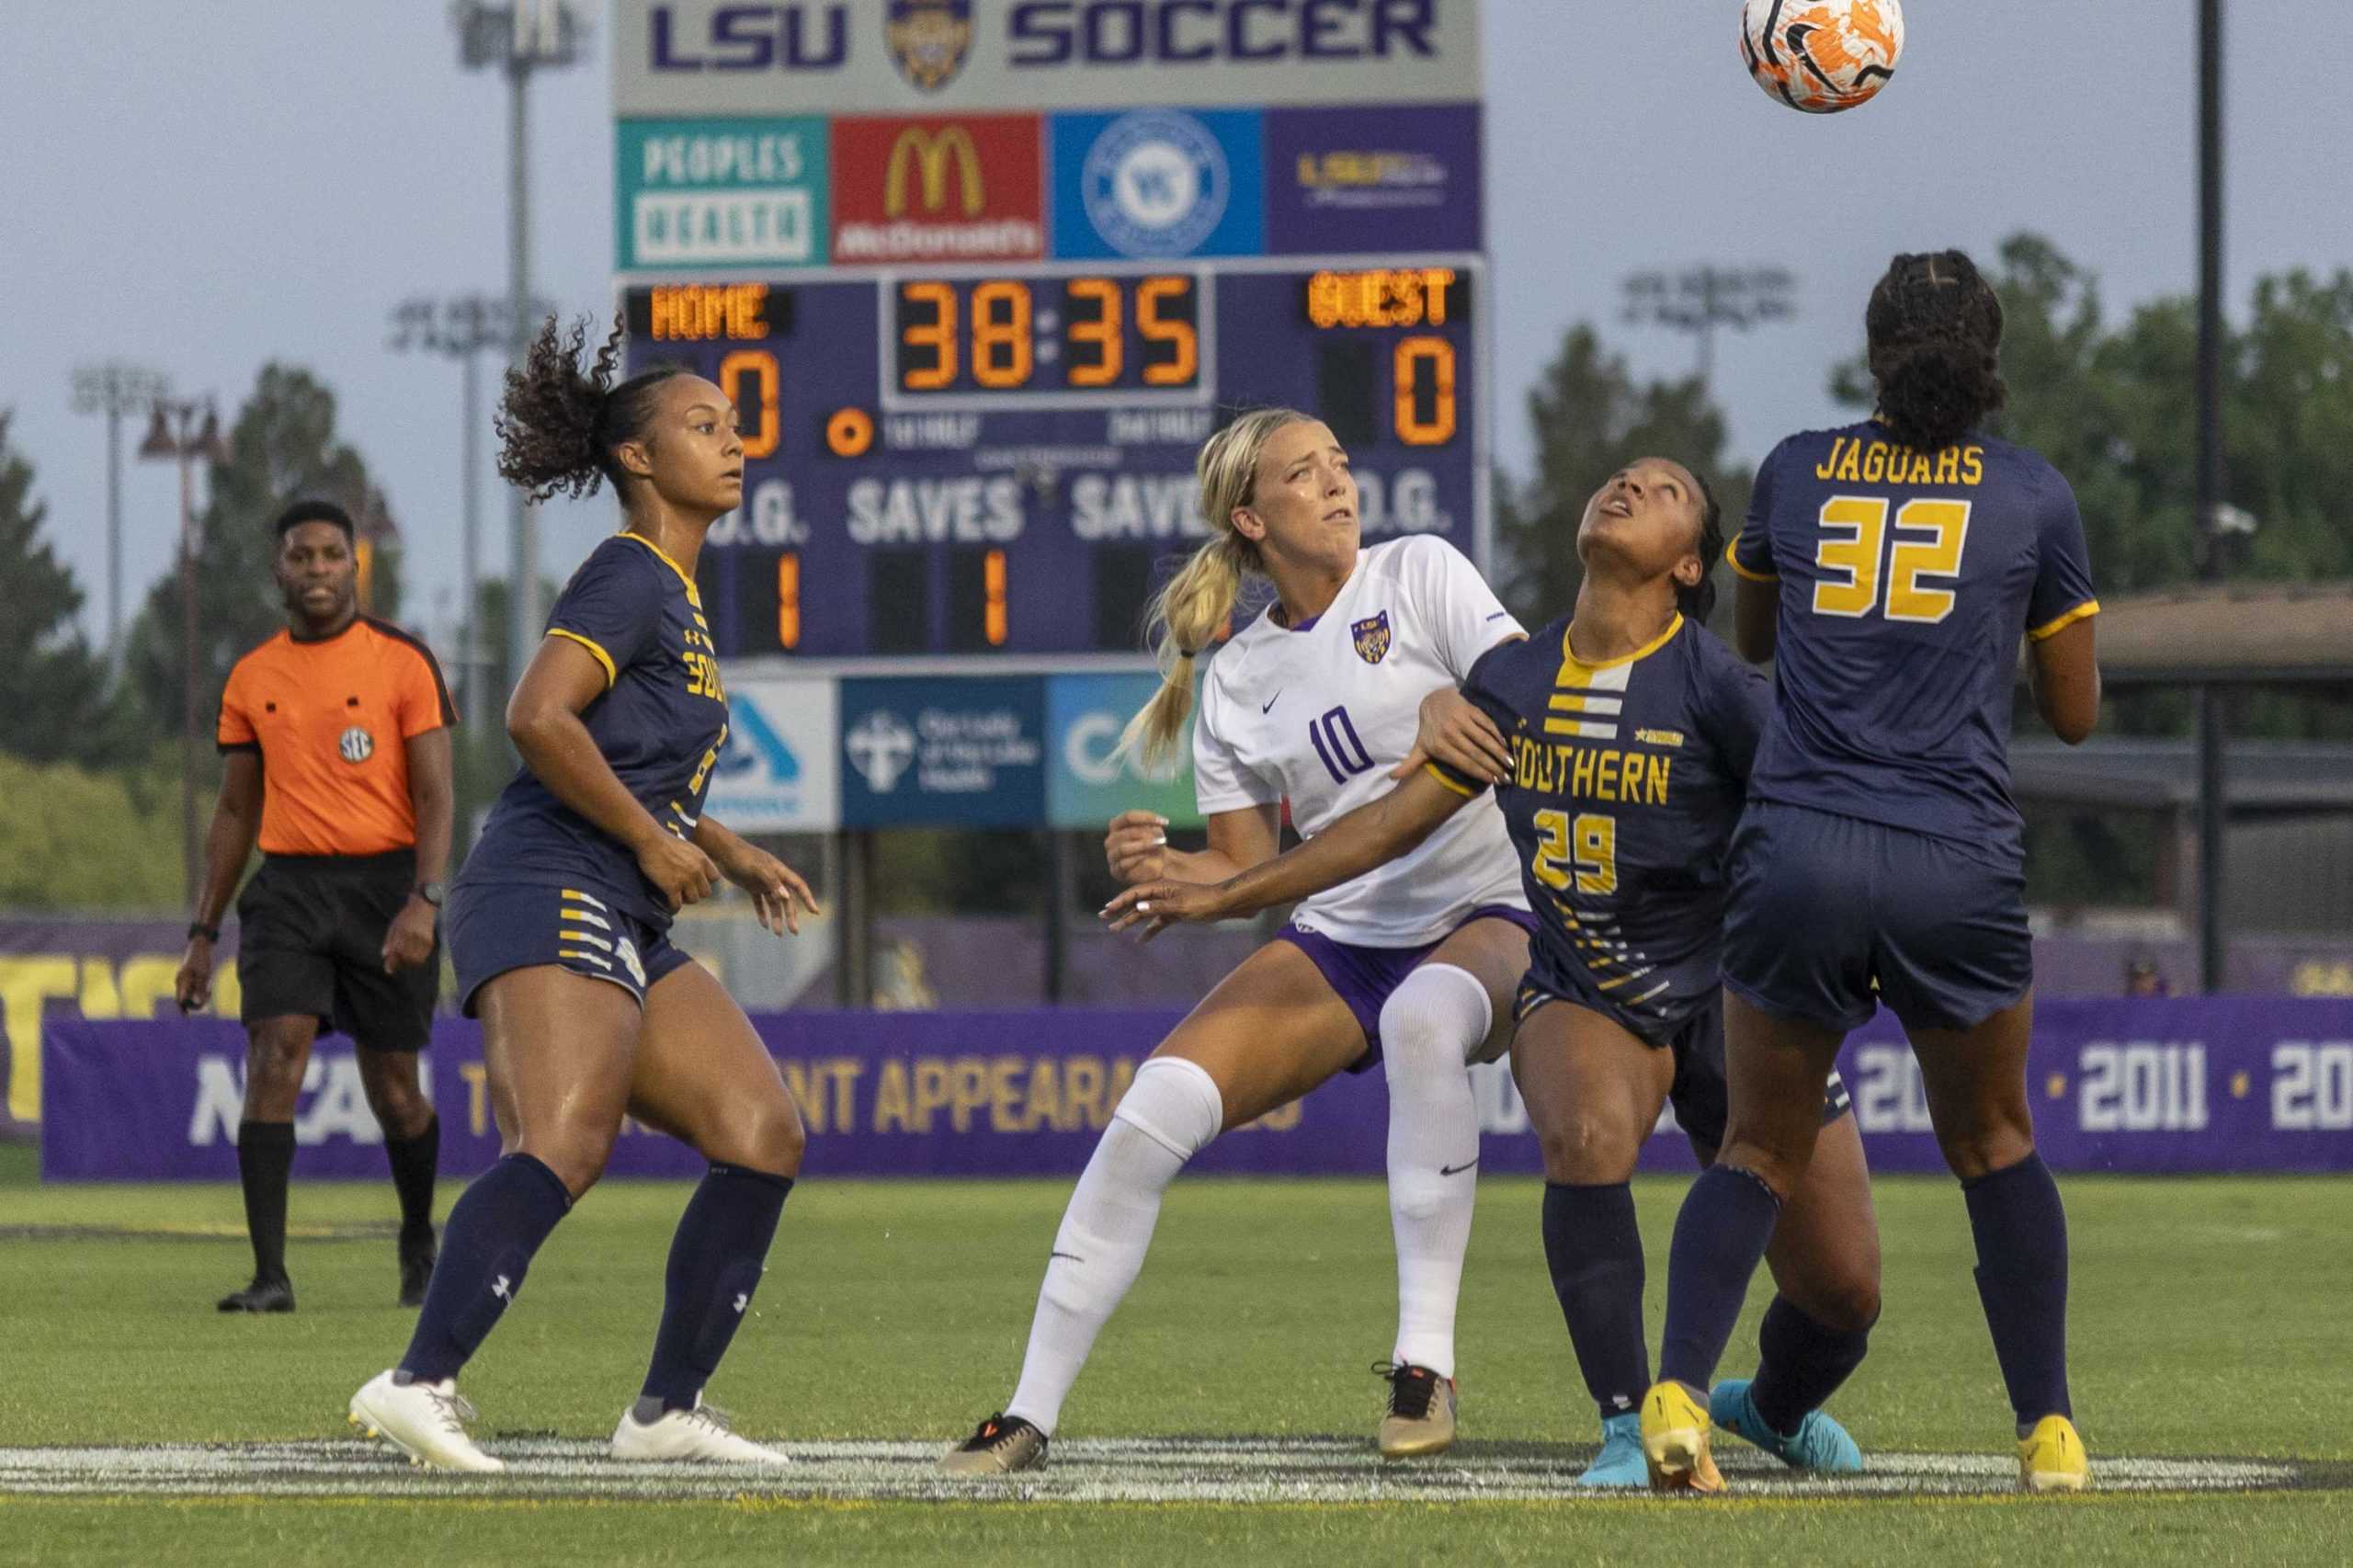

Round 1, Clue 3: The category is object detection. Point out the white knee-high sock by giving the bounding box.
[1379,962,1491,1380]
[1005,1056,1224,1435]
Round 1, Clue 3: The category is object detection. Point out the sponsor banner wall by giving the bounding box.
[1049,108,1265,260]
[612,1,1483,119]
[1263,103,1481,255]
[831,114,1045,264]
[615,116,830,269]
[839,676,1048,827]
[706,676,842,833]
[42,1000,2353,1180]
[1045,672,1201,830]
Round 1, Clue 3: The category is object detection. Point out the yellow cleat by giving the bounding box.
[1639,1381,1723,1493]
[2018,1414,2090,1494]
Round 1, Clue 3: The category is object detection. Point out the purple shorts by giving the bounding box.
[1276,904,1540,1073]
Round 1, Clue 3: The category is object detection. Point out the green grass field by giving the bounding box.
[3,1142,2347,1565]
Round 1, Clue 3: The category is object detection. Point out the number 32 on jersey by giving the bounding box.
[1812,497,1972,624]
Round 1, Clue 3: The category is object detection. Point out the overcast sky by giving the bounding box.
[8,2,2351,652]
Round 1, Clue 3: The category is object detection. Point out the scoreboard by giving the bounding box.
[623,260,1481,659]
[610,0,1485,666]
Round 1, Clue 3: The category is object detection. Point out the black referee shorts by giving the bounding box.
[235,849,438,1051]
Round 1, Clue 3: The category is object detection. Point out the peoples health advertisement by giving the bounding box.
[41,1000,2353,1181]
[615,116,830,269]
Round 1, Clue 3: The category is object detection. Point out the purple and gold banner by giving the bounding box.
[38,1000,2353,1181]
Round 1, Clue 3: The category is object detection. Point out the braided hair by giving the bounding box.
[1866,251,2006,452]
[494,313,689,504]
[1679,469,1725,624]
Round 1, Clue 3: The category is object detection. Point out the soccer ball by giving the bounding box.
[1741,0,1904,114]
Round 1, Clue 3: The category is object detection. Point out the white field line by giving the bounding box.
[0,1438,2302,1503]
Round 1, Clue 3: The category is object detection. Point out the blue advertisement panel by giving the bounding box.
[1050,108,1266,259]
[1046,673,1202,831]
[41,1000,2353,1181]
[1263,103,1482,255]
[615,117,830,270]
[839,676,1047,827]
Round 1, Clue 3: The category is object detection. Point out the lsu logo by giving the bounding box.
[885,0,971,92]
[1351,610,1392,665]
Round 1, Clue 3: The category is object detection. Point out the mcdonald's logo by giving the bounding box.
[885,127,983,219]
[832,116,1044,266]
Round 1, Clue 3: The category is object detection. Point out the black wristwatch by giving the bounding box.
[188,922,221,943]
[413,881,447,908]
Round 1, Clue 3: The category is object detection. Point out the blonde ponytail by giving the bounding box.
[1120,407,1310,768]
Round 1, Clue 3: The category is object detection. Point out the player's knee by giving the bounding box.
[1378,964,1493,1074]
[243,1029,312,1108]
[1935,1123,2035,1182]
[741,1094,806,1178]
[1714,1134,1806,1202]
[1806,1270,1883,1335]
[524,1126,619,1198]
[1535,1111,1643,1185]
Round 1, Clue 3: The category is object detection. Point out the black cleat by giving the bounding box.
[939,1413,1048,1475]
[397,1227,437,1308]
[217,1276,296,1313]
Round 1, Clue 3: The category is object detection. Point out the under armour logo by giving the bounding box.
[491,1275,512,1301]
[733,1292,749,1313]
[1611,1393,1632,1410]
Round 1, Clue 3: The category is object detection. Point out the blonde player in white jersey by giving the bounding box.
[942,408,1533,1475]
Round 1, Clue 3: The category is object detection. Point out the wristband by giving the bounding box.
[188,922,221,943]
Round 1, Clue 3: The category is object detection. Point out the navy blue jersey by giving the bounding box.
[460,533,729,927]
[1730,420,2097,865]
[1433,614,1770,1043]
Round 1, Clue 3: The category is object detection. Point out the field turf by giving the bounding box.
[2,1143,2347,1565]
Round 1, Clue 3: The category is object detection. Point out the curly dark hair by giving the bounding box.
[494,312,690,504]
[1866,250,2006,452]
[1678,468,1725,625]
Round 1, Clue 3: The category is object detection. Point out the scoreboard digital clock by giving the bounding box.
[622,256,1483,661]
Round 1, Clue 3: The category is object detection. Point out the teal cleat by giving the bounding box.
[1574,1412,1648,1487]
[1708,1379,1863,1474]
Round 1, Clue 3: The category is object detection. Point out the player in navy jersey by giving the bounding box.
[1108,460,1881,1485]
[1642,253,2102,1494]
[348,317,820,1472]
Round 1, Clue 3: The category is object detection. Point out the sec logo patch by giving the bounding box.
[337,726,375,764]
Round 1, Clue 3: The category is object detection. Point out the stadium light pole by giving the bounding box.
[2195,0,2228,993]
[390,292,549,734]
[1621,267,1798,388]
[139,396,230,903]
[453,0,585,706]
[69,362,173,663]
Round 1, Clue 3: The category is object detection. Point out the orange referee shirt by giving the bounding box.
[217,618,457,857]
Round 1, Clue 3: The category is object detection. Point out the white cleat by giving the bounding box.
[347,1369,505,1472]
[610,1397,791,1465]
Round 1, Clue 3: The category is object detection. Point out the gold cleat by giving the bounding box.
[2018,1414,2091,1494]
[1640,1381,1724,1493]
[1375,1362,1458,1460]
[939,1413,1048,1476]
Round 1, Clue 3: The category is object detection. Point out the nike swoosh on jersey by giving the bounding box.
[1261,691,1282,713]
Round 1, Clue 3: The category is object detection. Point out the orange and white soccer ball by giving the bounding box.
[1741,0,1904,113]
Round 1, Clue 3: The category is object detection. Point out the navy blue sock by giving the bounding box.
[1963,1152,2072,1430]
[639,1165,794,1413]
[1542,1182,1650,1420]
[1658,1165,1782,1392]
[397,1153,572,1384]
[1748,1296,1875,1437]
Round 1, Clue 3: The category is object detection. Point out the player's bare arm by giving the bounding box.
[1389,682,1516,785]
[1104,801,1281,887]
[381,726,453,974]
[507,633,719,910]
[1733,572,1778,663]
[175,749,265,1013]
[1105,771,1466,938]
[2028,615,2100,744]
[694,816,820,936]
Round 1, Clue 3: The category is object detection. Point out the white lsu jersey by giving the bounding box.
[1191,535,1529,948]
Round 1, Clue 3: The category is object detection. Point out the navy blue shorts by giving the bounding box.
[1277,904,1539,1072]
[1722,802,2032,1035]
[1511,983,1849,1151]
[445,880,693,1017]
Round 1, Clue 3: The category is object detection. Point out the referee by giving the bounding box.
[174,499,457,1313]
